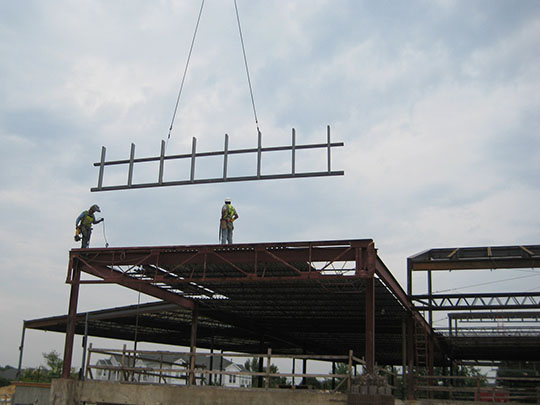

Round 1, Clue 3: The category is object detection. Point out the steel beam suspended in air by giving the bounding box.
[91,126,344,192]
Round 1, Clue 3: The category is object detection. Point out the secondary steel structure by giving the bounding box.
[92,126,344,192]
[408,244,540,363]
[59,239,437,380]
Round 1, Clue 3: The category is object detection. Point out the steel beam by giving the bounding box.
[189,305,198,386]
[91,128,344,192]
[408,245,540,271]
[72,258,195,311]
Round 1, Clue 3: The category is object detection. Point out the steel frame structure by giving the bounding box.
[407,244,540,366]
[91,126,344,192]
[20,241,540,398]
[59,239,436,383]
[407,244,540,314]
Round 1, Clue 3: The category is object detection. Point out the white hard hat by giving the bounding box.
[225,197,231,203]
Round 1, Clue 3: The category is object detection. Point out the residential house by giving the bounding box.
[93,353,250,388]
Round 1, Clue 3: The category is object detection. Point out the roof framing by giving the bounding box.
[56,239,438,377]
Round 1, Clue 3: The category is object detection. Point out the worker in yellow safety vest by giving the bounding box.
[75,204,104,248]
[220,197,239,244]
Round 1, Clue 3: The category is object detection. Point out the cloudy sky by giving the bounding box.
[1,0,540,369]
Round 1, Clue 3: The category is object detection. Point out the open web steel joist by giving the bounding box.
[54,239,439,378]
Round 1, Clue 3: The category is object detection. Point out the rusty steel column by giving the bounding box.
[189,305,198,386]
[428,331,435,380]
[364,242,376,374]
[365,275,375,374]
[62,263,81,378]
[407,315,415,400]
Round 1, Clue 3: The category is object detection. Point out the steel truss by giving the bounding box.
[413,292,540,311]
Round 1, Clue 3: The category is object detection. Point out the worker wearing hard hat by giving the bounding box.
[75,204,104,248]
[220,197,239,244]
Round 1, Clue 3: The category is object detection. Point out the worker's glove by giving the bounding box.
[97,218,104,223]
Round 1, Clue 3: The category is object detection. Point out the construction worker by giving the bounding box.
[220,197,239,244]
[75,204,104,248]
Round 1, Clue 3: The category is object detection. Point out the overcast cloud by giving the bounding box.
[1,0,539,368]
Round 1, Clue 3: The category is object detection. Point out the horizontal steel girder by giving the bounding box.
[408,245,540,271]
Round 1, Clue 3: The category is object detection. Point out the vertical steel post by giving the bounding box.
[428,333,435,395]
[347,350,353,391]
[97,146,106,190]
[302,349,307,385]
[332,361,336,389]
[428,270,433,326]
[80,312,89,380]
[209,335,214,385]
[292,357,295,386]
[220,349,224,386]
[190,137,197,183]
[158,140,165,184]
[327,125,331,173]
[223,134,229,180]
[189,305,198,385]
[62,264,81,378]
[407,315,415,400]
[258,341,264,388]
[365,275,375,374]
[16,323,26,381]
[291,128,296,175]
[257,129,262,178]
[265,348,272,389]
[402,317,407,398]
[407,258,413,297]
[127,143,135,187]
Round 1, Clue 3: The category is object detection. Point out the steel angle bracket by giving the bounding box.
[91,126,344,192]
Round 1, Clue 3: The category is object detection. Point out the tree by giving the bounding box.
[43,350,63,379]
[319,362,349,391]
[20,350,68,383]
[497,361,540,403]
[243,357,286,388]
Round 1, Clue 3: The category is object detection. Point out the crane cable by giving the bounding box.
[234,0,260,133]
[167,0,206,147]
[167,0,261,146]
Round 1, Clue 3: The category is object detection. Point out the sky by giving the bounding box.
[1,0,540,371]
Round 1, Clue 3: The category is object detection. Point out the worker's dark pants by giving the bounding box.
[81,226,92,248]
